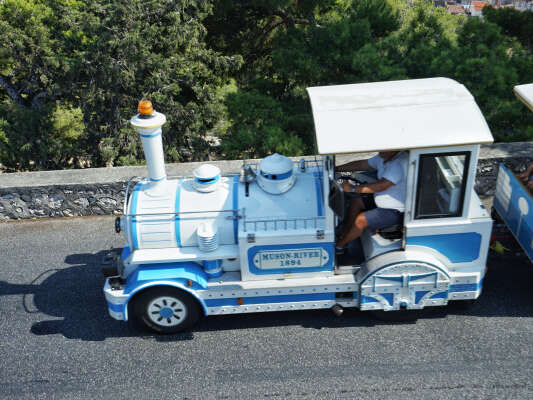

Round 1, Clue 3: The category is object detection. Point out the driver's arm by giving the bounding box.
[335,159,371,173]
[342,178,394,194]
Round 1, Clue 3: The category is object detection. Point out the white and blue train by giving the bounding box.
[104,78,494,333]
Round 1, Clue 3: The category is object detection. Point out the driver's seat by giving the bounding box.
[375,216,404,240]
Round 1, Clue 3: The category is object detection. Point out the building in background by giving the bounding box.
[446,3,468,14]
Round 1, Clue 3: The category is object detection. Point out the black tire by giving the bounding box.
[491,207,503,224]
[130,286,201,333]
[449,299,476,311]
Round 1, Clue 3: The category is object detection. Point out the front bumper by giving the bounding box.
[103,279,129,321]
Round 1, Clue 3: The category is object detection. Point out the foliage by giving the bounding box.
[215,0,533,157]
[214,0,405,158]
[483,6,533,51]
[0,0,241,171]
[0,101,86,169]
[0,0,532,170]
[221,91,304,159]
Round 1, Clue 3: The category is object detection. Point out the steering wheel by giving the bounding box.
[328,179,345,220]
[335,174,364,186]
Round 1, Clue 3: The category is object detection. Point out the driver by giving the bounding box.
[335,151,408,253]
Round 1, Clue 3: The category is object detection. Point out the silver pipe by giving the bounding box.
[124,208,240,217]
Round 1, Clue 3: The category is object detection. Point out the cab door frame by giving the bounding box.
[404,144,479,227]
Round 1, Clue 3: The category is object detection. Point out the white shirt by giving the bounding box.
[367,152,408,212]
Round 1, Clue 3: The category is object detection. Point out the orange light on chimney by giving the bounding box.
[138,100,153,116]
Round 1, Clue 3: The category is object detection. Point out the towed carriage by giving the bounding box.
[493,84,533,261]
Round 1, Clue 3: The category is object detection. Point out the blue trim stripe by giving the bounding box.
[232,176,239,244]
[124,262,208,294]
[313,171,324,217]
[259,169,293,180]
[194,175,220,185]
[415,290,430,304]
[108,302,124,313]
[429,291,448,299]
[406,233,481,263]
[205,292,335,307]
[175,179,183,247]
[380,293,394,306]
[203,262,223,277]
[360,295,379,304]
[140,132,161,138]
[121,246,131,260]
[131,184,141,250]
[205,270,223,279]
[150,176,166,182]
[449,282,481,292]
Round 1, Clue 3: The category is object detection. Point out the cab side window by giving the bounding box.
[415,152,470,219]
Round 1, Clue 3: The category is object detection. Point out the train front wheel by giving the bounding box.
[130,287,201,333]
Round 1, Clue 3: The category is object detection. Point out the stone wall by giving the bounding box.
[0,183,125,219]
[1,142,533,220]
[475,142,533,197]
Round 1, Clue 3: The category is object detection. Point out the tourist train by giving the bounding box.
[101,78,531,333]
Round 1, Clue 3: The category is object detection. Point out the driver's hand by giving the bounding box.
[519,171,530,182]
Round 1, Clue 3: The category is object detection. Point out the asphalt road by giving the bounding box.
[1,216,532,400]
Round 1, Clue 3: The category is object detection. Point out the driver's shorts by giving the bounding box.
[361,195,403,230]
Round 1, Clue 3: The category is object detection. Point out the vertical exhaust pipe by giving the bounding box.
[130,100,167,195]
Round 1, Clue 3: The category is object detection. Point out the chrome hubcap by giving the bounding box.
[147,296,187,327]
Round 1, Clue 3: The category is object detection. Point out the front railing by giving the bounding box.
[242,215,325,232]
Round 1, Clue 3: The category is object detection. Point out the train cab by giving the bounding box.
[308,78,494,310]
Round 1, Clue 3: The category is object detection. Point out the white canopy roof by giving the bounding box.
[514,84,533,112]
[307,78,494,155]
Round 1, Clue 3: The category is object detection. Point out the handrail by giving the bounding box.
[122,173,240,215]
[165,172,240,180]
[243,215,325,232]
[121,159,325,217]
[124,209,240,218]
[245,159,323,168]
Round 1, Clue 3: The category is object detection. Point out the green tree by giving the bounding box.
[73,0,242,166]
[385,0,465,78]
[221,90,304,159]
[483,6,533,51]
[0,0,242,171]
[205,0,338,73]
[451,18,533,141]
[0,0,89,170]
[215,0,404,158]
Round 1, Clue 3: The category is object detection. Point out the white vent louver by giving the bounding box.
[197,222,219,252]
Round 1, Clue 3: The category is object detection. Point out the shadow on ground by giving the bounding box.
[1,247,532,342]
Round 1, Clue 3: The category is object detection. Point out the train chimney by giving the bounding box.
[130,100,167,195]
